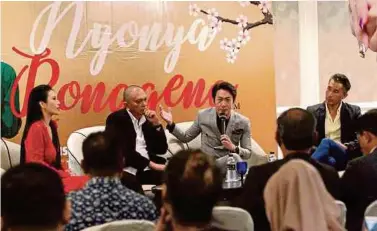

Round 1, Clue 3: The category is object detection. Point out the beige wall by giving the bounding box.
[1,1,277,152]
[317,1,377,102]
[273,1,377,108]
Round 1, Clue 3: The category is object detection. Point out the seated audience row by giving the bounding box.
[233,107,341,231]
[233,108,377,231]
[3,108,376,231]
[1,138,229,231]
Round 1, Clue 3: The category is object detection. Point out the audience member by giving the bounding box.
[155,150,226,231]
[341,109,377,231]
[106,85,167,194]
[264,160,344,231]
[232,108,340,231]
[65,131,158,231]
[1,163,70,231]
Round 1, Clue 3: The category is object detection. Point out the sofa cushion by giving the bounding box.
[66,126,105,175]
[173,121,201,151]
[164,129,186,158]
[1,138,20,170]
[0,168,5,176]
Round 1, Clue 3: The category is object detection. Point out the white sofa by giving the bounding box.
[1,138,21,171]
[67,122,267,176]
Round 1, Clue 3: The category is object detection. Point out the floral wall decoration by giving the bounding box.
[189,1,273,63]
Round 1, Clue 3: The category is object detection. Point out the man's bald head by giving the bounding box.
[123,85,147,119]
[123,85,144,103]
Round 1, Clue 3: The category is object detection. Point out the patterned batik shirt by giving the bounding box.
[65,177,158,231]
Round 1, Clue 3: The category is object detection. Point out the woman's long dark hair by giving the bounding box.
[20,85,61,169]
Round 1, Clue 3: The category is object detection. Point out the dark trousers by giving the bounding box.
[139,155,166,185]
[120,171,144,195]
[138,169,164,185]
[120,169,165,196]
[120,170,164,194]
[120,156,166,194]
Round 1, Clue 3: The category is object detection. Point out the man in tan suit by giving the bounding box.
[160,81,267,167]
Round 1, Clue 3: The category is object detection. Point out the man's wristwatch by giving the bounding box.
[234,146,240,154]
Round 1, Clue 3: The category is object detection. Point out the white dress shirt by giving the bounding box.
[124,109,150,175]
[325,102,342,142]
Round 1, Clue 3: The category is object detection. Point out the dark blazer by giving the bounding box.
[105,109,168,171]
[341,148,377,231]
[232,152,341,231]
[307,102,361,146]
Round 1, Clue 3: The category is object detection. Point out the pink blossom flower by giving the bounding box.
[238,1,250,7]
[236,15,248,28]
[238,30,250,45]
[189,4,200,17]
[258,0,272,14]
[209,18,223,33]
[207,8,219,20]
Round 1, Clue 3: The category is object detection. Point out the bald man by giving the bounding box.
[105,85,168,194]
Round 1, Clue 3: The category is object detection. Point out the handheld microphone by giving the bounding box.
[219,114,227,135]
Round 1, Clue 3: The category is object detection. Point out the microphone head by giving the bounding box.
[219,114,227,120]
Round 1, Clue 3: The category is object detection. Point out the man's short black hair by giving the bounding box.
[356,109,377,137]
[1,163,66,229]
[82,131,123,176]
[164,150,222,226]
[329,73,351,92]
[277,108,317,150]
[211,81,237,101]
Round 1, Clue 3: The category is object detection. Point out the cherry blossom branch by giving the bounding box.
[200,9,239,26]
[188,1,273,64]
[199,5,273,32]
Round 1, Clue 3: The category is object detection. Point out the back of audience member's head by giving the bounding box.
[1,163,68,231]
[263,160,343,231]
[355,109,377,154]
[163,150,222,227]
[276,108,317,154]
[81,131,123,177]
